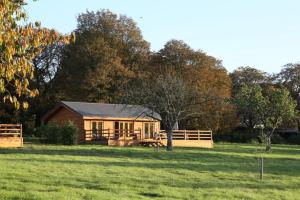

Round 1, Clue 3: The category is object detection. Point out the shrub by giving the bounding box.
[271,134,286,144]
[36,123,61,144]
[36,121,79,145]
[60,121,79,145]
[213,129,259,143]
[287,134,300,145]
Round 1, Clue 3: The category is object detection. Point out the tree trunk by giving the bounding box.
[166,128,173,151]
[265,136,272,152]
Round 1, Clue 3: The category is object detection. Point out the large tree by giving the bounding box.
[0,0,71,109]
[233,85,297,151]
[123,72,198,151]
[148,40,234,132]
[230,66,269,96]
[277,63,300,130]
[55,10,150,103]
[260,87,297,151]
[232,84,266,133]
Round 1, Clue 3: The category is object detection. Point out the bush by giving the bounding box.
[61,121,79,145]
[271,134,286,144]
[36,121,79,145]
[213,128,259,143]
[287,134,300,145]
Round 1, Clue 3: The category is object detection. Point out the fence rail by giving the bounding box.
[85,129,142,141]
[0,124,22,137]
[85,129,212,141]
[158,130,213,141]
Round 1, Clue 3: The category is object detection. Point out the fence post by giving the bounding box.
[198,130,200,140]
[260,156,264,180]
[20,124,23,147]
[108,129,110,141]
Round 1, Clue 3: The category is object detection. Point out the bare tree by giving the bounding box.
[123,71,208,151]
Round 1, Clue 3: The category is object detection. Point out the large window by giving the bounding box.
[114,122,134,137]
[91,121,104,138]
[144,122,155,139]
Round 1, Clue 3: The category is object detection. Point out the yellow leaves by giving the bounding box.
[0,79,5,93]
[29,89,39,97]
[22,102,29,110]
[71,32,76,43]
[0,0,71,110]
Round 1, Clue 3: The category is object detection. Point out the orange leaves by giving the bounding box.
[0,0,72,110]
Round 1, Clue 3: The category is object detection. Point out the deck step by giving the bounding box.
[139,140,165,147]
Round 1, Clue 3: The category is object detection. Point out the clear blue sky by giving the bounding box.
[25,0,300,73]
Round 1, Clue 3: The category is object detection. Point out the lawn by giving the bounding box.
[0,143,299,200]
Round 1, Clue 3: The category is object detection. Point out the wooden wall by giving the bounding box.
[0,137,23,148]
[46,107,85,142]
[83,119,160,140]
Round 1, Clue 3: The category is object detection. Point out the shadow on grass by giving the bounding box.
[1,144,300,177]
[2,157,300,191]
[3,152,300,178]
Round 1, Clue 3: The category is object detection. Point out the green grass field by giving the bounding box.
[0,143,299,200]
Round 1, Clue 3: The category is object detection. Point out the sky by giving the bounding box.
[25,0,300,73]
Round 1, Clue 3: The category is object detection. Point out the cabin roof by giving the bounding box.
[42,101,162,121]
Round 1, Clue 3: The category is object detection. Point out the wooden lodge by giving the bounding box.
[42,101,213,148]
[0,124,23,148]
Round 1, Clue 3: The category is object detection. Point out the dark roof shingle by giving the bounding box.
[61,101,161,120]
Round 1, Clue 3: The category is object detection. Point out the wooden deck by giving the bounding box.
[0,124,23,148]
[84,129,213,148]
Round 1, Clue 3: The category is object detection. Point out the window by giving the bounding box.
[114,121,134,137]
[144,122,155,139]
[91,121,104,138]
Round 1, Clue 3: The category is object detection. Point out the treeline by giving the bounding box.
[1,10,300,140]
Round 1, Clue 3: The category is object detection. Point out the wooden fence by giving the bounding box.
[85,129,142,141]
[0,124,23,147]
[158,130,213,140]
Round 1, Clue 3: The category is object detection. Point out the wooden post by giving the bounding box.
[198,130,200,140]
[108,129,110,141]
[184,130,186,140]
[20,124,23,147]
[260,156,264,180]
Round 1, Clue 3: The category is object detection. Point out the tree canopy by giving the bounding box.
[54,10,150,103]
[0,0,72,109]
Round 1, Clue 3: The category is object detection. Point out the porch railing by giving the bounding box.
[158,130,212,141]
[85,129,212,141]
[85,129,142,141]
[0,124,22,137]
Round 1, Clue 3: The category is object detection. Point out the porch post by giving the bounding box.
[184,130,186,140]
[198,130,200,140]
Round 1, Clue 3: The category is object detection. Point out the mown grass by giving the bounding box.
[0,143,300,200]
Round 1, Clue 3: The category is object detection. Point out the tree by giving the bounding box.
[0,0,72,109]
[148,40,234,132]
[55,10,150,103]
[233,85,297,151]
[232,84,266,134]
[123,72,198,151]
[259,87,297,151]
[230,66,269,96]
[277,63,300,130]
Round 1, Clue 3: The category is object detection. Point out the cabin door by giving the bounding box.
[114,122,133,138]
[91,121,104,140]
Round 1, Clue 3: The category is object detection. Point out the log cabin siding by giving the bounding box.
[46,107,85,142]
